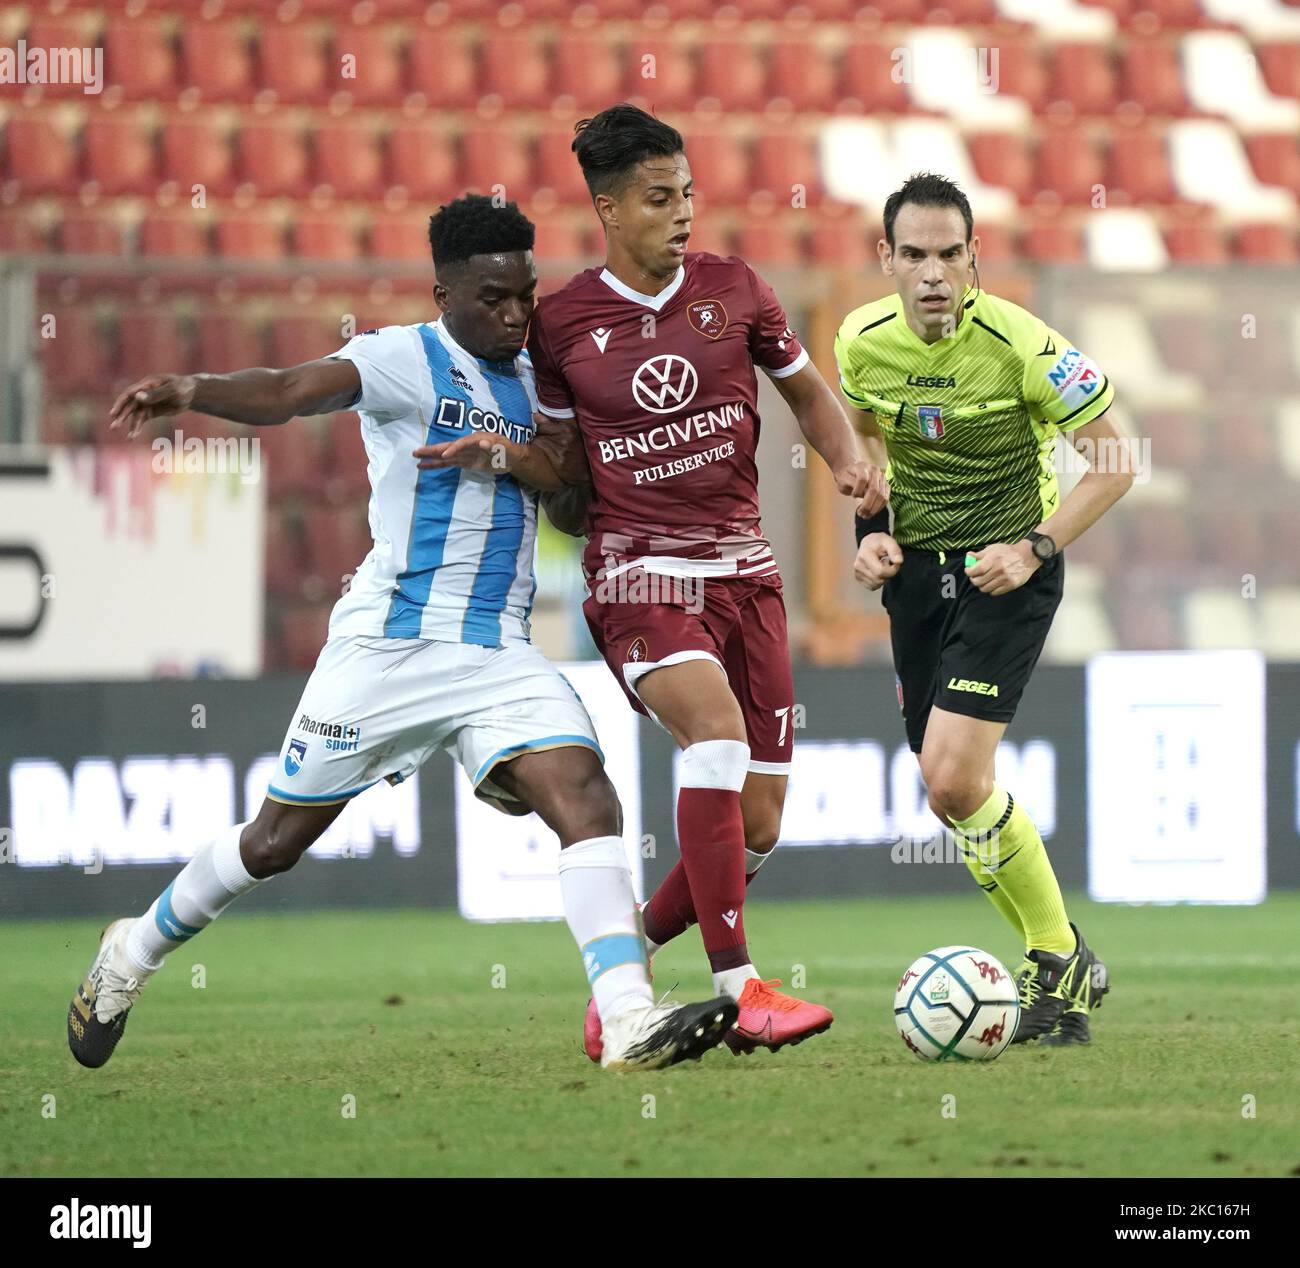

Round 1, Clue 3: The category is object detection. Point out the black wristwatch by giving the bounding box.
[1023,531,1058,562]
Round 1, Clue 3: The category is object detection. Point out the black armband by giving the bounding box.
[854,506,890,545]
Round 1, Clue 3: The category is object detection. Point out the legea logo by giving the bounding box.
[632,354,698,414]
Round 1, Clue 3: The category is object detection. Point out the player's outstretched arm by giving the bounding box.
[413,411,588,494]
[774,363,889,515]
[108,359,362,438]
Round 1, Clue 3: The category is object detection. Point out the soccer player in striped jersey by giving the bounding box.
[835,173,1134,1044]
[67,196,737,1074]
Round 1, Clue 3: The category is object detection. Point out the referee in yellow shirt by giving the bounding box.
[835,173,1135,1045]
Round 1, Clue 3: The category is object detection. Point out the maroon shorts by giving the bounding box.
[582,570,795,773]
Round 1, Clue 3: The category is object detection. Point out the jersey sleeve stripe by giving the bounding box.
[536,401,576,419]
[763,347,809,379]
[1055,377,1113,429]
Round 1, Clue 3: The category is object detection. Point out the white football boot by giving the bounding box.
[68,918,154,1068]
[599,996,738,1071]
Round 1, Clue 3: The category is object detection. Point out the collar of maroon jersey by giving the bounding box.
[597,264,685,311]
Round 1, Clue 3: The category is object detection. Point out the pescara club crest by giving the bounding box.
[284,739,308,778]
[918,404,944,441]
[687,298,728,340]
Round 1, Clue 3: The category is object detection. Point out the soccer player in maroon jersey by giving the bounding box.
[420,105,885,1058]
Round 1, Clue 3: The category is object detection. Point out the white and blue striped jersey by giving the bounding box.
[325,317,539,647]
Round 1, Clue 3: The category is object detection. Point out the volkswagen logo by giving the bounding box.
[632,354,698,414]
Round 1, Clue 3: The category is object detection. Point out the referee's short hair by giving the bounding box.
[883,173,974,248]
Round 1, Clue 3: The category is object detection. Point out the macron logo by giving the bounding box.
[721,909,738,929]
[49,1200,151,1249]
[590,328,611,354]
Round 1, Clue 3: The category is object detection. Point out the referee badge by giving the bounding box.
[918,405,944,441]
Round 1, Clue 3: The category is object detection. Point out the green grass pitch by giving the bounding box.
[3,894,1298,1177]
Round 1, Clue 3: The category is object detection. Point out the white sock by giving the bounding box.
[557,835,654,1024]
[125,824,264,972]
[745,847,772,877]
[713,963,760,1000]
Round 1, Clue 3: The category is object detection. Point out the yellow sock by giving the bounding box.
[957,846,1025,943]
[949,787,1074,957]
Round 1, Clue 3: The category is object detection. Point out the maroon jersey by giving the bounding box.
[526,252,808,582]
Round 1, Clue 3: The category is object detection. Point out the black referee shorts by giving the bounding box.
[881,547,1065,753]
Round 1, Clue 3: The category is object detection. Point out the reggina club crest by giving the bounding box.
[687,299,728,339]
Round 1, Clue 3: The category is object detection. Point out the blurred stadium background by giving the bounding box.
[2,0,1298,920]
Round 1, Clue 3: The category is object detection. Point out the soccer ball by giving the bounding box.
[893,946,1019,1061]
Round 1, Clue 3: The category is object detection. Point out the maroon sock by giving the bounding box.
[643,859,763,949]
[675,785,748,973]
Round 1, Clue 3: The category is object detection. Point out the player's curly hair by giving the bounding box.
[427,194,535,269]
[883,173,974,248]
[572,103,685,199]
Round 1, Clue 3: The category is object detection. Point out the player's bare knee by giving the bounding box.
[561,766,622,841]
[240,819,309,877]
[744,811,782,855]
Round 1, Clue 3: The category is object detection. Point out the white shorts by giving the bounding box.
[268,636,603,815]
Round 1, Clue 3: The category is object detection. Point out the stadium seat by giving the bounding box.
[1133,504,1197,568]
[1259,588,1300,658]
[624,38,697,111]
[1022,213,1085,262]
[968,132,1034,203]
[180,20,255,103]
[535,131,592,205]
[140,208,212,258]
[291,214,361,261]
[837,40,910,113]
[1077,301,1202,409]
[1112,593,1181,650]
[1234,222,1298,260]
[1047,42,1119,116]
[256,24,330,103]
[460,127,533,199]
[1133,0,1213,30]
[303,504,374,588]
[81,115,157,198]
[902,29,1029,127]
[326,415,372,501]
[1084,207,1170,270]
[117,311,194,382]
[1107,125,1175,203]
[1182,31,1300,130]
[366,210,432,262]
[992,35,1049,114]
[312,121,383,201]
[37,310,112,396]
[386,122,460,202]
[1277,399,1300,479]
[1258,41,1300,101]
[215,209,287,260]
[1164,219,1229,263]
[680,132,750,207]
[550,34,623,110]
[480,33,550,109]
[1117,39,1187,115]
[0,210,47,252]
[997,0,1117,38]
[808,210,873,269]
[161,116,236,198]
[406,30,478,108]
[1034,126,1107,205]
[766,40,838,113]
[1244,134,1300,195]
[1142,409,1205,471]
[531,216,586,262]
[892,118,1017,220]
[330,25,404,106]
[736,214,806,267]
[270,314,343,368]
[236,119,310,198]
[1045,565,1115,658]
[196,312,267,373]
[1183,588,1259,649]
[751,132,824,206]
[1202,504,1266,570]
[59,207,126,256]
[103,20,178,100]
[18,18,98,100]
[3,115,78,196]
[697,39,768,112]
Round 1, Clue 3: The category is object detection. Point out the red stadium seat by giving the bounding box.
[968,132,1034,203]
[1118,39,1186,115]
[82,114,157,198]
[531,215,587,262]
[1141,410,1203,471]
[624,38,697,111]
[161,116,235,198]
[550,34,623,110]
[331,25,404,105]
[291,214,361,261]
[808,208,873,269]
[196,312,267,373]
[1113,593,1181,650]
[103,19,177,100]
[1258,42,1300,101]
[862,0,928,18]
[140,208,212,258]
[1130,0,1212,31]
[236,119,309,198]
[922,0,996,20]
[303,505,374,587]
[1107,126,1175,203]
[1047,42,1118,116]
[1033,127,1106,205]
[257,420,324,498]
[1164,220,1228,262]
[405,31,478,108]
[766,41,838,113]
[326,416,372,501]
[837,40,910,113]
[460,127,533,199]
[682,219,734,259]
[19,18,99,100]
[3,115,78,195]
[735,215,805,267]
[1234,223,1297,261]
[386,122,459,202]
[0,210,47,252]
[1244,134,1300,194]
[682,132,750,207]
[180,21,255,103]
[117,311,194,381]
[366,210,432,262]
[312,120,382,201]
[534,132,591,205]
[479,33,550,109]
[1022,214,1084,262]
[751,132,824,206]
[256,24,329,103]
[216,209,287,260]
[37,310,113,396]
[1133,505,1196,568]
[59,207,125,255]
[994,36,1048,114]
[972,222,1014,263]
[696,39,768,112]
[270,314,343,368]
[1203,506,1265,570]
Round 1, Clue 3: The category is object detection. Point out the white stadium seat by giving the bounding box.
[1180,32,1300,133]
[1184,588,1260,650]
[1084,209,1169,273]
[1168,119,1295,223]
